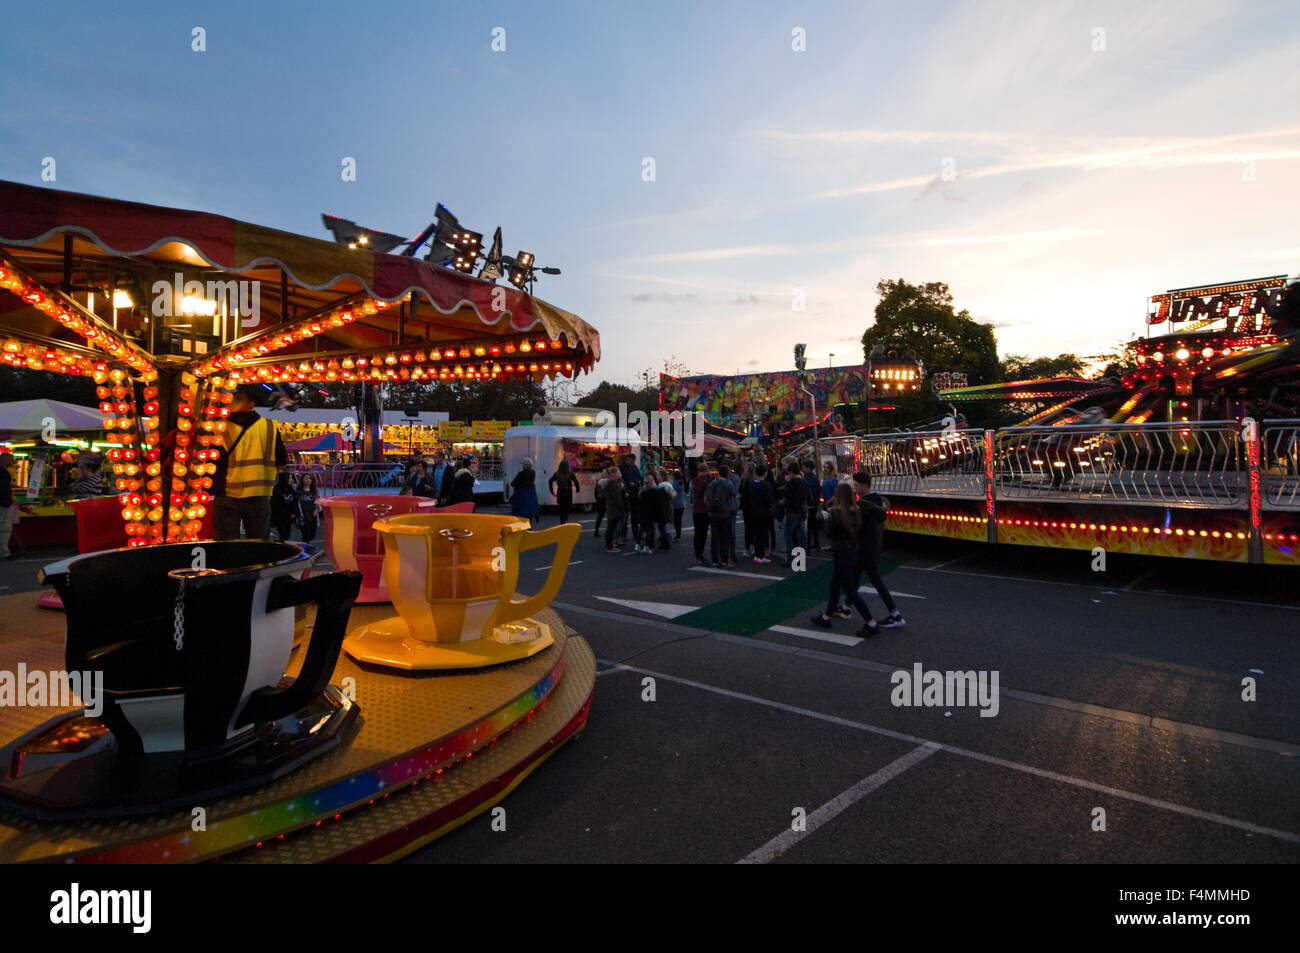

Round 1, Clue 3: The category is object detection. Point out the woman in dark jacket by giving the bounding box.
[635,478,659,552]
[270,471,299,542]
[297,473,320,542]
[651,470,674,550]
[548,459,580,525]
[738,462,756,556]
[510,458,540,526]
[747,464,775,563]
[602,467,627,551]
[809,484,879,635]
[449,459,476,505]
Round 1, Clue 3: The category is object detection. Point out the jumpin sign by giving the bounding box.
[1147,276,1287,332]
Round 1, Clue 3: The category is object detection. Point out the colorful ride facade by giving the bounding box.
[848,275,1299,565]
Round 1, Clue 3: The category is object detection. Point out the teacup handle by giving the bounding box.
[484,522,580,633]
[234,569,362,728]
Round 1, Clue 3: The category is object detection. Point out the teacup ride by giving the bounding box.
[320,495,475,603]
[343,513,581,670]
[35,495,215,610]
[0,541,362,819]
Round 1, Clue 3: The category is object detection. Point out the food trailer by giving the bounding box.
[503,408,644,508]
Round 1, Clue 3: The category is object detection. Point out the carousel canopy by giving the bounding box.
[0,180,599,384]
[0,398,105,436]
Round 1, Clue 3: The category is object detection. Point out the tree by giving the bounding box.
[1000,352,1087,381]
[1092,339,1141,380]
[577,380,656,416]
[0,366,98,405]
[862,280,1000,385]
[860,279,1001,427]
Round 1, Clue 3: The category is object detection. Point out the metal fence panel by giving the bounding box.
[992,422,1244,507]
[1263,421,1300,510]
[857,430,988,499]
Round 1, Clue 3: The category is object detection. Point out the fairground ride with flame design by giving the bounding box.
[823,275,1300,565]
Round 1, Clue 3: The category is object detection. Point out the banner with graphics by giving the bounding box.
[659,366,868,433]
[471,420,511,440]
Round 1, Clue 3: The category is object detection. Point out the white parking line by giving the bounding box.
[535,561,583,571]
[603,664,1300,846]
[738,744,941,863]
[767,624,863,647]
[564,600,1300,758]
[690,566,782,581]
[687,565,925,598]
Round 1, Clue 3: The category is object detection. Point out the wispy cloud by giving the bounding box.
[755,127,1062,145]
[812,128,1300,199]
[627,291,701,304]
[628,243,801,264]
[614,227,1104,265]
[919,228,1103,246]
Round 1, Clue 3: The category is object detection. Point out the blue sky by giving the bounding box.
[2,0,1296,389]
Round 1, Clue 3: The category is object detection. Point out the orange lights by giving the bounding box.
[0,262,155,377]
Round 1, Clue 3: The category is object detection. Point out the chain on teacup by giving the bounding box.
[172,580,186,652]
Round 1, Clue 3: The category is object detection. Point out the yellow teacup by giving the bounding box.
[341,514,580,670]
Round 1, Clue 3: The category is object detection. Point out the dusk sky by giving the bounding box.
[2,0,1296,390]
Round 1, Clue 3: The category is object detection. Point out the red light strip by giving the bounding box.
[890,508,1249,540]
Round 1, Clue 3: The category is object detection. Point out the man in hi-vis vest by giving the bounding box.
[213,384,288,540]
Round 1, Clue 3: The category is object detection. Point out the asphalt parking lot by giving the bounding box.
[404,509,1299,864]
[4,509,1295,866]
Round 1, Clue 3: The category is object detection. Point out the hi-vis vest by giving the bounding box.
[222,416,278,498]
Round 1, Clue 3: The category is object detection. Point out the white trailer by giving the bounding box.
[502,416,644,509]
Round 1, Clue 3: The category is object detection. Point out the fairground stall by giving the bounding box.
[502,406,644,509]
[0,399,117,547]
[831,277,1300,565]
[0,180,601,862]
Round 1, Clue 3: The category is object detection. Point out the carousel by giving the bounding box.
[0,179,599,862]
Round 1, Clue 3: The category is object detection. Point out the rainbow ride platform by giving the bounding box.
[0,586,592,863]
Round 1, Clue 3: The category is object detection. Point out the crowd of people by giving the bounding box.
[583,451,902,636]
[400,451,477,506]
[590,454,685,553]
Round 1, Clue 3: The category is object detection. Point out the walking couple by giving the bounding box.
[809,472,904,637]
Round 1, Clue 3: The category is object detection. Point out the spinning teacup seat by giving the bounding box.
[0,541,362,819]
[321,495,474,603]
[343,513,580,670]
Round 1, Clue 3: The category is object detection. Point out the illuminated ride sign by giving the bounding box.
[1146,276,1287,334]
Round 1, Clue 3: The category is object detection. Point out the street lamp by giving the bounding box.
[794,343,818,468]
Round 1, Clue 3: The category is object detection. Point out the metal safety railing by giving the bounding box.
[282,461,503,496]
[284,462,407,495]
[992,422,1246,507]
[1262,420,1300,510]
[854,429,988,499]
[782,419,1297,562]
